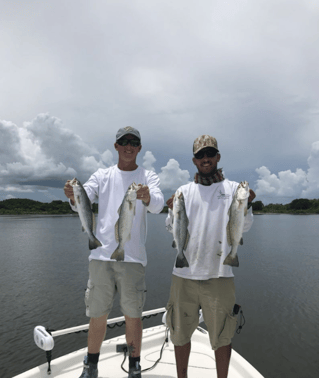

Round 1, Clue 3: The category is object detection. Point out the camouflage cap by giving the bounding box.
[193,135,219,155]
[116,126,141,141]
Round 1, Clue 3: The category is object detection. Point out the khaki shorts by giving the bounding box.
[85,260,146,319]
[166,275,237,350]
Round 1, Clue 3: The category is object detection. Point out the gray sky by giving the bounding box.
[1,0,319,204]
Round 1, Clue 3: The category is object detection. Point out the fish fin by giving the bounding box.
[89,236,102,250]
[172,240,176,248]
[226,221,232,246]
[115,220,119,243]
[76,195,81,204]
[240,237,243,245]
[111,246,125,261]
[184,231,190,250]
[175,253,189,268]
[244,207,248,216]
[82,226,85,233]
[223,252,239,267]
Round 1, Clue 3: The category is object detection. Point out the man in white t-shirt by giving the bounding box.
[165,135,255,378]
[64,127,164,378]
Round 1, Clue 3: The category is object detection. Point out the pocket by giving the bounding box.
[136,281,147,310]
[165,302,174,332]
[218,313,237,347]
[84,279,95,309]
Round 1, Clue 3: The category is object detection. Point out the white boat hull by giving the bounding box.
[15,323,264,378]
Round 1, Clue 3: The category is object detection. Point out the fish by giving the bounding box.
[111,182,138,261]
[172,190,190,268]
[224,181,250,267]
[69,178,102,250]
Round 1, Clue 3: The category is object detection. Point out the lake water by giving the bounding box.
[0,213,319,378]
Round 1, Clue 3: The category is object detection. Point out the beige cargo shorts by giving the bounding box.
[85,260,146,319]
[166,275,237,350]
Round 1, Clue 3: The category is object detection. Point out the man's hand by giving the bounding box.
[136,184,151,206]
[166,194,175,210]
[64,180,75,206]
[248,189,256,203]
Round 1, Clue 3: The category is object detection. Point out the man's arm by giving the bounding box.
[142,171,164,213]
[63,173,100,211]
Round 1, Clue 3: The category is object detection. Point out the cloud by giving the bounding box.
[158,159,190,191]
[143,151,156,172]
[0,185,34,193]
[0,114,114,188]
[255,141,319,201]
[141,152,190,191]
[301,141,319,197]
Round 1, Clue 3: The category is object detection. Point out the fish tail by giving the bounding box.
[111,245,125,261]
[223,252,239,267]
[175,252,189,268]
[89,236,102,250]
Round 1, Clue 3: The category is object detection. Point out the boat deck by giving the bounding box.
[15,325,264,378]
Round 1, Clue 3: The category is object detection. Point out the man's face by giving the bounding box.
[192,147,220,176]
[114,134,142,162]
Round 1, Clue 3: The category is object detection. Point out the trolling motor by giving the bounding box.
[34,326,54,375]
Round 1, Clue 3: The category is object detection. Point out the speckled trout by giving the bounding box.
[224,181,250,267]
[111,182,138,261]
[69,178,102,250]
[172,191,190,268]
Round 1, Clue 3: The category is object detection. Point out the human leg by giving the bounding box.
[115,262,146,377]
[125,315,143,357]
[214,343,232,378]
[174,342,191,378]
[88,314,108,353]
[165,276,201,378]
[200,278,236,378]
[79,261,116,377]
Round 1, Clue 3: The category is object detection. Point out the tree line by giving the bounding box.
[0,198,98,215]
[0,198,165,215]
[251,198,319,214]
[0,198,318,215]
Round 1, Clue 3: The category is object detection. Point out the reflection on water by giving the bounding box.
[0,214,319,377]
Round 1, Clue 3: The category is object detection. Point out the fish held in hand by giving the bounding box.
[172,191,190,268]
[69,178,102,250]
[111,182,138,261]
[224,181,250,267]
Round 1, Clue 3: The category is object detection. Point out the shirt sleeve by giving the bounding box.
[145,170,164,214]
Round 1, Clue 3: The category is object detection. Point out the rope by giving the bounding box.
[120,327,169,374]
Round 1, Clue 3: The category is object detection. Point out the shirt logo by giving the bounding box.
[218,190,231,200]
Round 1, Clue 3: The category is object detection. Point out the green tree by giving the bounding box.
[251,201,264,211]
[289,198,311,210]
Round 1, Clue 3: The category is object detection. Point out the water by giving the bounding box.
[1,214,319,378]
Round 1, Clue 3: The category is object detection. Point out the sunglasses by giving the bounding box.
[117,138,141,147]
[194,148,218,159]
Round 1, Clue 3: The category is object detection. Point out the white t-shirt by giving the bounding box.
[71,165,164,266]
[165,180,254,279]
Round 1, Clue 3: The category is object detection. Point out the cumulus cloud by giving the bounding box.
[0,114,114,188]
[255,141,319,201]
[158,159,190,191]
[143,151,156,172]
